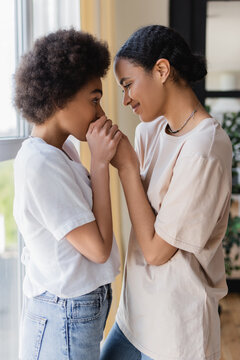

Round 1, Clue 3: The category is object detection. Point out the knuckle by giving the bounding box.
[106,120,112,127]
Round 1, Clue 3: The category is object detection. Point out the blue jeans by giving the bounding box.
[100,322,153,360]
[19,284,112,360]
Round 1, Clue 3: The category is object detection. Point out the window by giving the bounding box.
[205,1,240,121]
[0,2,18,138]
[0,160,19,359]
[0,1,80,358]
[0,0,29,161]
[206,1,240,92]
[0,1,25,357]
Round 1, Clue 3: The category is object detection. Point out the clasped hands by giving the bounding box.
[86,115,139,173]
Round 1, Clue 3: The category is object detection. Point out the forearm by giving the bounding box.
[119,167,177,265]
[90,160,113,256]
[119,167,156,257]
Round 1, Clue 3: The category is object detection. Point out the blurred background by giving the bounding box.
[0,1,239,359]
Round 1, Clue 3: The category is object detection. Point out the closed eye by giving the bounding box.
[92,97,101,105]
[122,83,131,93]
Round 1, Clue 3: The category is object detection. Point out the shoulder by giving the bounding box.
[135,116,166,140]
[15,138,68,179]
[181,118,232,170]
[135,116,167,154]
[175,119,232,189]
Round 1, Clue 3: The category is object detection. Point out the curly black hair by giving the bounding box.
[115,25,207,84]
[14,29,110,124]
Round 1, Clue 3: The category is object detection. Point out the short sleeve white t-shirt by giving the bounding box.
[116,117,232,360]
[13,137,120,298]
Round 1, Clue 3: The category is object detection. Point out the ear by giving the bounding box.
[154,58,170,84]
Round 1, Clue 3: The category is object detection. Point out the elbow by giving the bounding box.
[94,247,111,264]
[96,254,109,264]
[145,249,178,266]
[145,253,167,266]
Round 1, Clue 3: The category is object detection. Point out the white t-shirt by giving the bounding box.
[116,117,232,360]
[13,137,120,298]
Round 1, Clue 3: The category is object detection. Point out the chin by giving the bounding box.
[72,133,86,142]
[140,112,162,123]
[139,115,152,123]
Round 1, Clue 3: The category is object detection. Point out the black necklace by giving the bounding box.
[166,109,197,134]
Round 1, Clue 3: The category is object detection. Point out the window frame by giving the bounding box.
[0,0,33,162]
[170,0,240,104]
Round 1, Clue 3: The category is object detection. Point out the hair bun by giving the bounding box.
[188,54,207,82]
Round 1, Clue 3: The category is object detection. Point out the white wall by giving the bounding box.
[113,0,169,253]
[205,1,240,121]
[206,1,240,90]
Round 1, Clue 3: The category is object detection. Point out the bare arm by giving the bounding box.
[67,116,121,263]
[112,135,177,265]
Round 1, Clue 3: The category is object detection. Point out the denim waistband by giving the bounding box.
[33,283,111,305]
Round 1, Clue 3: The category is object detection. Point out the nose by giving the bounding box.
[97,104,105,118]
[123,91,131,106]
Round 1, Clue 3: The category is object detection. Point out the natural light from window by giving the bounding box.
[0,1,17,137]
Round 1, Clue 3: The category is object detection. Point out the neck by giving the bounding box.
[31,118,68,149]
[163,84,209,136]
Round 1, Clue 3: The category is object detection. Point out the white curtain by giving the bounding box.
[33,0,80,40]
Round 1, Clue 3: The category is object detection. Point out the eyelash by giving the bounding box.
[92,98,100,105]
[122,83,131,92]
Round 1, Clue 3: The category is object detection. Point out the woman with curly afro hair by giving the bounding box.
[100,25,232,360]
[14,28,121,360]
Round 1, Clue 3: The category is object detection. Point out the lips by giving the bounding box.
[132,103,140,113]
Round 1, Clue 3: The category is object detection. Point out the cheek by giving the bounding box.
[76,107,95,125]
[133,80,155,104]
[141,87,165,121]
[81,109,97,132]
[147,82,164,105]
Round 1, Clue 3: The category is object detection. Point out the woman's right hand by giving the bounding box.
[111,134,140,174]
[86,116,122,166]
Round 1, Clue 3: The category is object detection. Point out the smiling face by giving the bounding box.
[56,77,105,141]
[114,58,170,123]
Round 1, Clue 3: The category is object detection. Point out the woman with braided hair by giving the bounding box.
[100,25,232,360]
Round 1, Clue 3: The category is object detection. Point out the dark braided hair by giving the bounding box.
[14,29,110,124]
[115,25,207,84]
